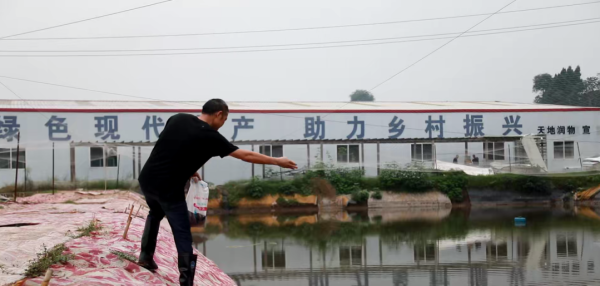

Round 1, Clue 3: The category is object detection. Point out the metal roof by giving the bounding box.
[69,136,534,147]
[0,99,598,113]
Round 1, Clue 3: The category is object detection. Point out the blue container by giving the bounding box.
[514,217,526,227]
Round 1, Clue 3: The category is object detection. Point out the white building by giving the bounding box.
[0,100,598,186]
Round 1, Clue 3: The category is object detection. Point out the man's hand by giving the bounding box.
[191,172,202,183]
[275,157,297,169]
[230,149,297,169]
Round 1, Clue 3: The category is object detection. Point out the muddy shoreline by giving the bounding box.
[206,189,600,215]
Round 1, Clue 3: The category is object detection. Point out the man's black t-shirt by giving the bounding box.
[138,113,238,202]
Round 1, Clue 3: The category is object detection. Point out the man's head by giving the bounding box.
[200,99,229,130]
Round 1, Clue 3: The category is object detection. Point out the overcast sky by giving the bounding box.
[0,0,598,104]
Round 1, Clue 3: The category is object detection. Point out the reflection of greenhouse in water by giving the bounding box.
[193,228,600,286]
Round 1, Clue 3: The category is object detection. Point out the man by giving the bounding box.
[472,154,479,165]
[137,99,297,285]
[453,155,459,164]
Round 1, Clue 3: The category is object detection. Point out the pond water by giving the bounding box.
[192,207,600,286]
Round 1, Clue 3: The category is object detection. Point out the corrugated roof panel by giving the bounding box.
[0,100,597,112]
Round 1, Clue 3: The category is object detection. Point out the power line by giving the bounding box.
[0,80,49,120]
[0,0,172,40]
[0,75,539,137]
[271,0,518,141]
[1,75,599,139]
[0,19,598,57]
[0,75,173,101]
[0,75,444,132]
[1,18,598,53]
[0,0,597,41]
[370,0,517,91]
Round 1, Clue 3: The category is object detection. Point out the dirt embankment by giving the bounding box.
[0,191,235,286]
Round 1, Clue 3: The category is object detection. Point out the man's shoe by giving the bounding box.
[138,253,158,271]
[178,253,198,286]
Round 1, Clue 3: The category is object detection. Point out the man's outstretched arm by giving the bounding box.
[229,149,297,169]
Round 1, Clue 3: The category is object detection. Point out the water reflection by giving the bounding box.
[193,207,600,286]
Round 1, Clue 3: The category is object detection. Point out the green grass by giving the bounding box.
[0,179,140,195]
[75,220,102,238]
[24,244,74,278]
[0,205,4,209]
[63,200,77,204]
[110,250,137,263]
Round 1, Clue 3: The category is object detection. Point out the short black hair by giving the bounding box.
[202,99,229,115]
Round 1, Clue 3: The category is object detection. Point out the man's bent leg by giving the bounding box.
[162,200,195,285]
[139,192,165,271]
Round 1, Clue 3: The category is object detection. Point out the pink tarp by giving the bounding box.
[0,191,235,286]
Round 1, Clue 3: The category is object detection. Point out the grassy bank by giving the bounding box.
[221,164,600,205]
[0,180,139,196]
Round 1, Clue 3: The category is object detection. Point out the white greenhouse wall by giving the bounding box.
[0,109,596,186]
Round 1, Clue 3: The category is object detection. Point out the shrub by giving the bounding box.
[291,177,313,196]
[371,191,383,200]
[246,179,265,199]
[467,174,553,195]
[307,163,364,195]
[447,188,464,202]
[360,178,380,190]
[379,164,433,192]
[352,190,370,203]
[379,163,402,190]
[400,170,433,191]
[432,172,468,202]
[515,176,552,195]
[278,183,295,196]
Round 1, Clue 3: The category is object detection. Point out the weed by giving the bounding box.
[75,220,102,238]
[63,200,76,204]
[24,244,73,278]
[110,250,137,263]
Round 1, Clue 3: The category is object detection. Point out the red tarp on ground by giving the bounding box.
[0,191,235,286]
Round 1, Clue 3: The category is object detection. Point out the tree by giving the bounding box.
[349,90,375,102]
[532,66,594,106]
[532,73,553,94]
[582,75,600,107]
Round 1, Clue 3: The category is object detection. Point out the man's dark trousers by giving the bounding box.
[139,189,193,266]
